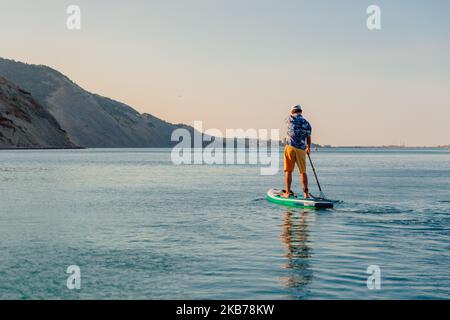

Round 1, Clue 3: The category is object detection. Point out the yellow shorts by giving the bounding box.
[284,145,307,174]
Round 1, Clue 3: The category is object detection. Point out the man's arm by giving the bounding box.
[306,135,311,155]
[305,121,312,154]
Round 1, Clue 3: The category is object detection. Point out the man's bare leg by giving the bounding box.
[301,173,309,198]
[281,172,293,198]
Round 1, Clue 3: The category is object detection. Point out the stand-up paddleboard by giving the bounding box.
[266,188,334,209]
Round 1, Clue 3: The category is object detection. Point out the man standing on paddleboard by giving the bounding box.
[281,105,312,199]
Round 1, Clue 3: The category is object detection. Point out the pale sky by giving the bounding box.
[1,0,449,146]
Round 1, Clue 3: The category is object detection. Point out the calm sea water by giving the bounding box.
[0,148,449,300]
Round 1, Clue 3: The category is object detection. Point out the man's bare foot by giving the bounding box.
[303,188,310,199]
[281,192,291,198]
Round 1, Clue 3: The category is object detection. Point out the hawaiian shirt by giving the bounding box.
[286,114,312,150]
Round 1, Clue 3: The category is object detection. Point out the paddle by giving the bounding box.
[307,153,326,199]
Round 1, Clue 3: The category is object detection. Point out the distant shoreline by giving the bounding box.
[0,146,448,150]
[0,146,86,150]
[317,146,450,149]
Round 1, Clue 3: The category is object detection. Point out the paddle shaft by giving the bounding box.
[307,153,323,193]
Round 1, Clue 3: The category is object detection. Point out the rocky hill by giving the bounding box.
[0,77,75,148]
[0,58,191,148]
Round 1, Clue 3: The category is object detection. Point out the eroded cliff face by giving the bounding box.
[0,77,75,148]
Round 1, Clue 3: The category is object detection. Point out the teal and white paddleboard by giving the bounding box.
[266,188,334,209]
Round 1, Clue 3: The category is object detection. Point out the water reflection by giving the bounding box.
[280,209,313,296]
